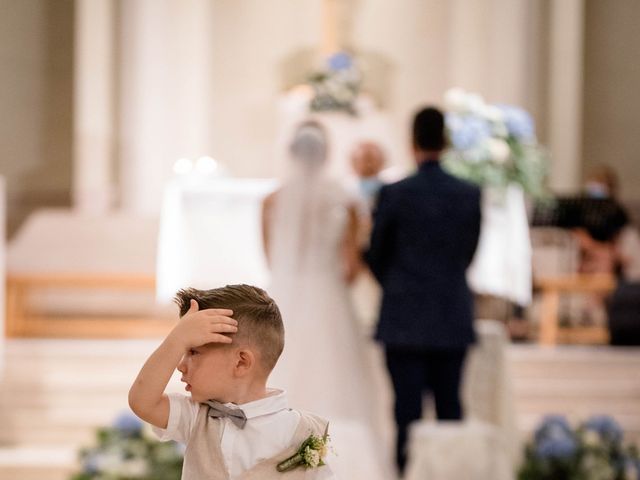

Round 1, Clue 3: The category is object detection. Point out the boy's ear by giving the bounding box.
[234,349,255,376]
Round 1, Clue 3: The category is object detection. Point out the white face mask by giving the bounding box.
[584,182,610,199]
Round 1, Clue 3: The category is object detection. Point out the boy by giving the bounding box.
[129,284,334,479]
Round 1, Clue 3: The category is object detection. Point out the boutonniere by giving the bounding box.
[276,425,330,472]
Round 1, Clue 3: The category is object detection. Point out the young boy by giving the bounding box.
[128,284,335,479]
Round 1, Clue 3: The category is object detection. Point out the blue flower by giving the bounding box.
[535,436,578,460]
[113,412,143,436]
[446,113,491,150]
[496,104,535,141]
[327,52,352,71]
[83,452,100,474]
[583,415,623,444]
[534,415,574,444]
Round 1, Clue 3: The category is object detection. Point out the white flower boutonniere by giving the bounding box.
[276,426,330,472]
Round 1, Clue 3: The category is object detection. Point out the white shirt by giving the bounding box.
[153,389,336,480]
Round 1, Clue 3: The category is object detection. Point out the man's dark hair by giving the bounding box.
[412,106,446,151]
[174,284,284,372]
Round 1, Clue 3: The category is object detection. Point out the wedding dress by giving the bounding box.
[265,130,394,479]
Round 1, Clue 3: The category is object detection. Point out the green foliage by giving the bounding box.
[69,414,183,480]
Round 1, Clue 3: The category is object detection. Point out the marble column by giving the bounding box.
[73,0,116,212]
[449,0,534,108]
[548,0,585,193]
[448,0,489,95]
[119,0,215,214]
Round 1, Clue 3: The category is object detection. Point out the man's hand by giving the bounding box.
[169,299,238,350]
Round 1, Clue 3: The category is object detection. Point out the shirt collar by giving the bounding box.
[224,388,289,420]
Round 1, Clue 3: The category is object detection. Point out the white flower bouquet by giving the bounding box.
[442,87,549,198]
[308,52,361,116]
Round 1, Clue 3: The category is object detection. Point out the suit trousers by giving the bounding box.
[384,346,468,474]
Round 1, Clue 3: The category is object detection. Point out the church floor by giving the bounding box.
[0,339,638,480]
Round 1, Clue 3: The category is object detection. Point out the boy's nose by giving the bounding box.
[177,355,187,373]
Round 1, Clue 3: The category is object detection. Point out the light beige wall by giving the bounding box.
[0,0,74,237]
[583,0,640,201]
[208,0,322,177]
[351,0,450,164]
[208,0,549,174]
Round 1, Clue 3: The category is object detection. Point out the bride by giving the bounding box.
[261,120,394,479]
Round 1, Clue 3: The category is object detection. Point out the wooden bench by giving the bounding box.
[535,273,616,345]
[6,273,175,338]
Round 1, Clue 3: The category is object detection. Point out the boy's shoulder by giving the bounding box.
[293,410,329,435]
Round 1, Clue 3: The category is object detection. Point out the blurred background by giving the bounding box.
[1,1,639,479]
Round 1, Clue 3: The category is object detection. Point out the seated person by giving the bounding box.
[575,165,630,276]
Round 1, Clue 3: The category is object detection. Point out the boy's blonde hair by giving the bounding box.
[174,284,284,373]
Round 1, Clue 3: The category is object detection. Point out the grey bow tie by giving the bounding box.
[205,400,247,429]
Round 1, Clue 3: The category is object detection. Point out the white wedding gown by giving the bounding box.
[266,173,395,480]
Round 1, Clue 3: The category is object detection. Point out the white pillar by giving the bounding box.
[73,0,115,212]
[548,0,585,193]
[448,0,489,94]
[119,0,215,214]
[449,0,535,108]
[486,0,529,106]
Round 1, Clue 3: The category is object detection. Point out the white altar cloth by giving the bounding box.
[467,185,532,306]
[156,177,277,303]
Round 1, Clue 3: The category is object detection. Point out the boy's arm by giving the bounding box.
[128,300,237,429]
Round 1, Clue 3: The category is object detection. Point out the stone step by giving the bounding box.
[3,340,640,478]
[513,378,640,398]
[0,446,76,480]
[0,378,184,404]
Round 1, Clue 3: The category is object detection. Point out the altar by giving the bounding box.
[155,177,277,303]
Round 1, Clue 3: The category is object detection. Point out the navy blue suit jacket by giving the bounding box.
[365,161,481,350]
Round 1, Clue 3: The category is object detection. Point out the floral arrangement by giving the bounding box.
[70,412,183,480]
[308,52,361,116]
[442,87,548,197]
[518,415,640,480]
[276,429,330,472]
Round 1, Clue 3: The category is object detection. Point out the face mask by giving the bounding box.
[584,182,609,199]
[359,177,383,199]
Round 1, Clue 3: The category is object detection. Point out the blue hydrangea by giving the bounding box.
[113,412,143,436]
[535,436,578,460]
[327,52,353,71]
[583,415,624,444]
[496,104,535,141]
[534,415,573,444]
[83,452,101,474]
[446,113,491,150]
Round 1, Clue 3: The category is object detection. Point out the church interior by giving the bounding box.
[1,1,640,479]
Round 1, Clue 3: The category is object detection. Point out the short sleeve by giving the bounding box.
[152,393,199,444]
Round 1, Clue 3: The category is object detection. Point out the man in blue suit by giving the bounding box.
[365,106,481,474]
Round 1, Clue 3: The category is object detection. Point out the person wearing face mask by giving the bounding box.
[575,165,630,275]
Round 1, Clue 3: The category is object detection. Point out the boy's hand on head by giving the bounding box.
[171,299,237,350]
